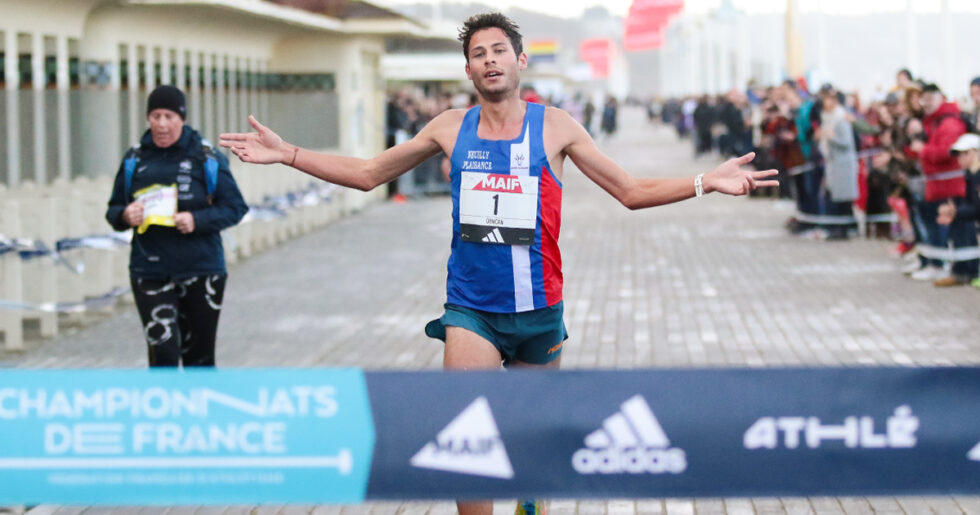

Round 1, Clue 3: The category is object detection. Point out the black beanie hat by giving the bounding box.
[147,85,186,119]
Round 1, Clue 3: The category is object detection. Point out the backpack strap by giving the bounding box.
[122,145,141,200]
[201,139,220,201]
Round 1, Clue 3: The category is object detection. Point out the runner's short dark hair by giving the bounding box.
[458,12,523,61]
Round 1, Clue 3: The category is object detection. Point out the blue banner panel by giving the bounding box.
[365,367,980,500]
[0,369,374,505]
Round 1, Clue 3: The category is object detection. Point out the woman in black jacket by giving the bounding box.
[105,85,249,367]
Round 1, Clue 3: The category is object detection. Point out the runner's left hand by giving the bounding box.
[175,212,195,234]
[703,152,779,196]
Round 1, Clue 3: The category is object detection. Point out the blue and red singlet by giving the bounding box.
[446,102,563,313]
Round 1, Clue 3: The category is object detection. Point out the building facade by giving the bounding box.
[0,0,441,189]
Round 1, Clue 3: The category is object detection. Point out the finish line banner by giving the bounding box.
[1,367,980,504]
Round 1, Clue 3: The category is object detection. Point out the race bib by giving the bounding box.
[134,183,177,234]
[459,172,538,245]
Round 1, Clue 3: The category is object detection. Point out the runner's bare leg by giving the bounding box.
[445,326,500,515]
[445,326,503,370]
[445,327,560,514]
[508,355,560,514]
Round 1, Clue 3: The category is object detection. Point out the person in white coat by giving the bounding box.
[816,85,859,240]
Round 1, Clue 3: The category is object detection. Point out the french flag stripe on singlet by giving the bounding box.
[511,123,534,312]
[539,165,563,306]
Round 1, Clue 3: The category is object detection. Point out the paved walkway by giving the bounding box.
[4,107,980,514]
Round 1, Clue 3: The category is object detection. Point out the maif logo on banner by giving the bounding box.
[0,369,375,505]
[967,441,980,461]
[410,396,514,479]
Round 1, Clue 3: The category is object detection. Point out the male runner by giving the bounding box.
[220,12,777,515]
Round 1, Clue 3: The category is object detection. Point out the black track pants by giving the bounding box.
[130,275,227,367]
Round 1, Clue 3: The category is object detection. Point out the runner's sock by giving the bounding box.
[515,499,543,514]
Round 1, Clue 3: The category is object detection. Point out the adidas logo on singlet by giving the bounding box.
[482,228,504,243]
[572,395,687,475]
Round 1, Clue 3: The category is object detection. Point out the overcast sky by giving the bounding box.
[378,0,980,18]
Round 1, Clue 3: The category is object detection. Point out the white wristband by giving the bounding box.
[694,173,705,197]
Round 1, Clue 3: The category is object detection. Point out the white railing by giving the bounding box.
[0,162,384,350]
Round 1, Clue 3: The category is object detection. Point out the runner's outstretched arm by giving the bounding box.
[219,114,447,191]
[555,109,778,209]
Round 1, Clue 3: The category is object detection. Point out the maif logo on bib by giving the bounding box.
[472,174,524,194]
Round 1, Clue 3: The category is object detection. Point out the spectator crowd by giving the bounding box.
[654,70,980,290]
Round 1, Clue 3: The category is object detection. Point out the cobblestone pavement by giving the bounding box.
[4,107,980,514]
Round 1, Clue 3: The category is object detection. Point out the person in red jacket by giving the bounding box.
[907,83,967,281]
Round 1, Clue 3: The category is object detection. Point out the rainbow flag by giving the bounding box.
[526,39,558,63]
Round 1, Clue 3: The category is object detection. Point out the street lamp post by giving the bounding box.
[905,0,918,76]
[784,0,804,81]
[941,0,953,93]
